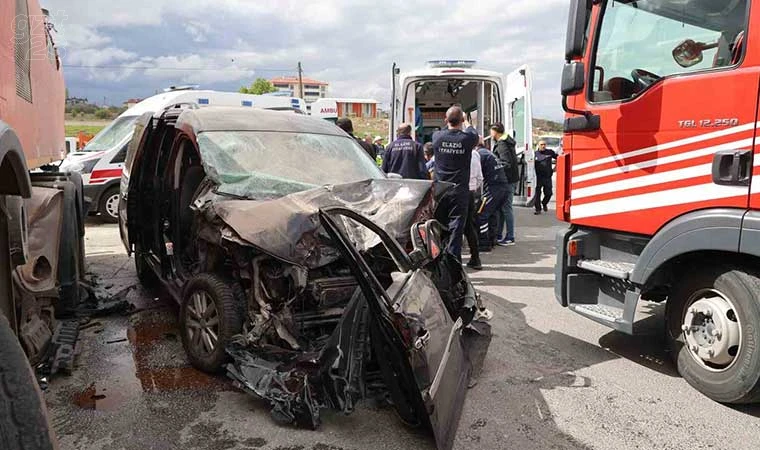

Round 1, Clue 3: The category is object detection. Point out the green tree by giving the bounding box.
[239,78,277,95]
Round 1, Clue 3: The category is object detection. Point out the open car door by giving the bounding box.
[319,207,478,450]
[505,65,534,205]
[118,112,154,255]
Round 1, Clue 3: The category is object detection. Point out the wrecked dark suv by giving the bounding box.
[118,106,490,449]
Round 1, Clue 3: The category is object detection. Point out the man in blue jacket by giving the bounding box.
[432,106,478,261]
[476,139,509,251]
[381,123,426,179]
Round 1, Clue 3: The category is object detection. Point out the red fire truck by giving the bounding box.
[1,1,78,448]
[556,0,760,403]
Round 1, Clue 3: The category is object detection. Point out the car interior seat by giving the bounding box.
[178,165,205,252]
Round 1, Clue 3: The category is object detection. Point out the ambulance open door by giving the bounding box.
[505,65,534,206]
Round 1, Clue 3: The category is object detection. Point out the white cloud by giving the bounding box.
[49,0,571,120]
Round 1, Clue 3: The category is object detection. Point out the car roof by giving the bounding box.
[175,106,347,136]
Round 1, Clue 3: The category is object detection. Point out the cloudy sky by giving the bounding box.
[45,0,569,120]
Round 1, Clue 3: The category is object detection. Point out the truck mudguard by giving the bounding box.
[738,211,760,257]
[0,122,32,198]
[630,209,744,285]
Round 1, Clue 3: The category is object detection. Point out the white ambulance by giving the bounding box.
[60,89,306,222]
[390,60,534,205]
[309,98,338,123]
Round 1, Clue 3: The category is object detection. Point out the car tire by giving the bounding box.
[98,186,120,223]
[666,265,760,403]
[180,273,245,373]
[0,313,56,450]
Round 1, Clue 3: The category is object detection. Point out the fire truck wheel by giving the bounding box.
[0,313,56,450]
[666,265,760,403]
[98,186,120,223]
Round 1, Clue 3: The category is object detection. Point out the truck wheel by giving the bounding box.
[98,186,120,223]
[666,265,760,403]
[180,274,244,373]
[0,313,56,450]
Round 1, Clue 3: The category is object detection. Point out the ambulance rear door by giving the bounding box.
[505,65,534,205]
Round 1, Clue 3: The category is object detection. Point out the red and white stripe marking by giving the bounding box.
[569,123,759,220]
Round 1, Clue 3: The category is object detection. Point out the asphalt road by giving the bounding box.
[44,208,760,450]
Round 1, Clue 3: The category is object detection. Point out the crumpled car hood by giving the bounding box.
[207,178,448,268]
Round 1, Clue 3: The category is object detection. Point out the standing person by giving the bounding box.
[464,143,484,269]
[337,118,376,160]
[475,137,509,252]
[373,136,385,158]
[381,123,427,179]
[490,123,520,246]
[423,142,435,179]
[533,140,558,215]
[432,106,478,261]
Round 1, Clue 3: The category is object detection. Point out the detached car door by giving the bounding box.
[119,112,155,254]
[319,208,474,450]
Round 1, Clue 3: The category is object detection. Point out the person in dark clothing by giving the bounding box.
[490,123,520,245]
[381,123,427,179]
[533,140,558,214]
[475,139,509,251]
[432,106,478,262]
[423,142,435,179]
[373,136,385,158]
[337,117,376,160]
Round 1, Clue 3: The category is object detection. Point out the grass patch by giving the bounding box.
[65,124,106,137]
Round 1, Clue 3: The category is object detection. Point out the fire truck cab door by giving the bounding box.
[567,1,757,235]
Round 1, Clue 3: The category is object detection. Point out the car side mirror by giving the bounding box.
[672,39,705,68]
[561,62,585,96]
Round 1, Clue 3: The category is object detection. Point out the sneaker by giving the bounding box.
[478,246,493,253]
[543,205,548,212]
[466,259,483,270]
[497,239,515,247]
[533,210,541,215]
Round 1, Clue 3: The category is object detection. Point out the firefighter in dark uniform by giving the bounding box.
[381,123,426,179]
[476,139,509,251]
[432,106,479,261]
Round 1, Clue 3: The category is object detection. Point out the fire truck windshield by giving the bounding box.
[590,0,748,103]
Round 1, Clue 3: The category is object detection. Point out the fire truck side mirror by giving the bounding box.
[672,39,705,68]
[561,62,585,96]
[565,0,591,61]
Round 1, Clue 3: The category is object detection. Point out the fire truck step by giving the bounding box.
[569,304,624,324]
[576,259,635,280]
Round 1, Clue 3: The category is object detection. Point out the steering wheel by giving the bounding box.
[631,69,662,92]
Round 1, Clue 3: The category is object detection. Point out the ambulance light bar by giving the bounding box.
[427,60,476,69]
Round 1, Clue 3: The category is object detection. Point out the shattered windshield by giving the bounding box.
[81,116,138,152]
[197,131,384,198]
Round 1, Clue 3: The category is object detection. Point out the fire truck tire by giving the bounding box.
[666,265,760,404]
[0,313,56,450]
[98,186,120,223]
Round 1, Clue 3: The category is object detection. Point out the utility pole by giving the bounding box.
[297,61,304,100]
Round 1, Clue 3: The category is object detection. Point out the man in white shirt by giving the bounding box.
[464,141,484,269]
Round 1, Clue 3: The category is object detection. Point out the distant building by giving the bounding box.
[270,76,328,104]
[124,98,143,108]
[332,98,379,119]
[65,97,88,105]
